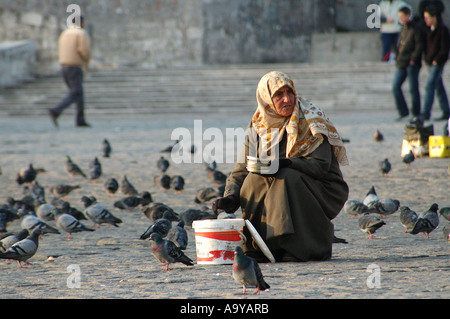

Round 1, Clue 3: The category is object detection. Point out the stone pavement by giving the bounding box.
[0,63,449,302]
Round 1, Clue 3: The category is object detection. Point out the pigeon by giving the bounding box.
[209,170,227,185]
[89,157,102,182]
[379,158,391,176]
[343,199,373,219]
[140,210,173,239]
[5,197,33,213]
[20,212,60,235]
[0,229,42,267]
[16,163,38,185]
[205,160,217,172]
[374,129,384,143]
[0,204,20,233]
[60,201,87,220]
[180,208,217,228]
[49,196,67,208]
[160,140,179,153]
[114,191,153,210]
[373,198,400,218]
[65,155,87,180]
[399,206,418,233]
[194,187,221,204]
[139,191,153,206]
[443,223,450,242]
[358,213,386,239]
[171,175,185,194]
[0,229,29,253]
[50,184,81,198]
[113,196,141,210]
[232,246,270,295]
[36,203,56,222]
[439,207,450,222]
[410,203,440,239]
[363,185,380,209]
[12,193,43,213]
[120,175,138,195]
[157,156,170,173]
[154,174,171,192]
[149,232,194,271]
[53,207,95,239]
[402,150,415,168]
[102,138,112,157]
[166,220,188,250]
[29,180,46,203]
[142,202,178,222]
[104,177,119,197]
[81,196,122,228]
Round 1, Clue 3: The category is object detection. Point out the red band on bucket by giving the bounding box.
[195,231,241,242]
[197,250,235,262]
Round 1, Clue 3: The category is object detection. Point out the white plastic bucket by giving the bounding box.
[192,219,246,265]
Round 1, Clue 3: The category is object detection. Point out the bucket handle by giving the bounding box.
[239,231,247,243]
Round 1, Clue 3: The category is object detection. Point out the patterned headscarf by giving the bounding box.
[252,71,349,166]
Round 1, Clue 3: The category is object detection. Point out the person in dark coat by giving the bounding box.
[421,4,450,121]
[212,71,349,262]
[393,6,424,120]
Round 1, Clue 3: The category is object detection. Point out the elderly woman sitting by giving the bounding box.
[213,71,349,262]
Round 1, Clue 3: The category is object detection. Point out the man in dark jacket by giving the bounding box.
[421,4,449,121]
[393,6,424,120]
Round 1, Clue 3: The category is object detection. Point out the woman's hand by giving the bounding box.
[212,195,240,215]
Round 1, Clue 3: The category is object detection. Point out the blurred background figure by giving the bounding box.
[48,15,91,128]
[379,0,410,62]
[421,2,449,121]
[392,5,423,121]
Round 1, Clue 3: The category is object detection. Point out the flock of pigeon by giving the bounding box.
[343,128,450,243]
[1,125,449,295]
[0,137,271,294]
[0,141,220,261]
[344,184,449,241]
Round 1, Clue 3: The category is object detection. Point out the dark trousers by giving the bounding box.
[52,66,86,125]
[381,33,399,61]
[392,65,421,117]
[422,64,450,120]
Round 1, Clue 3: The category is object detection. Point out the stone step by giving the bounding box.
[1,61,447,117]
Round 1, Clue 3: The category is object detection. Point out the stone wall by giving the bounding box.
[0,40,35,88]
[0,0,448,77]
[202,0,336,64]
[0,0,338,75]
[0,0,203,75]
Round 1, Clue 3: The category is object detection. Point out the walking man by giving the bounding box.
[49,15,91,127]
[392,6,424,121]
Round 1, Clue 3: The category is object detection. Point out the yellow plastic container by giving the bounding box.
[429,136,450,158]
